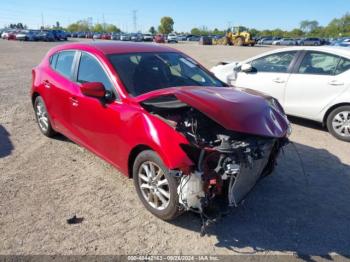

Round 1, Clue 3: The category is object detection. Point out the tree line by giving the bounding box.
[188,13,350,38]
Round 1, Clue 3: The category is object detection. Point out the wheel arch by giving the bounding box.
[323,103,350,127]
[31,92,41,105]
[127,144,153,178]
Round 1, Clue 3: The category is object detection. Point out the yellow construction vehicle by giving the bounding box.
[213,26,255,46]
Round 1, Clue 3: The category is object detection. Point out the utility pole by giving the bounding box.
[132,10,137,32]
[41,12,44,29]
[102,14,106,31]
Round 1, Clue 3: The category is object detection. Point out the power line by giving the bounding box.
[132,9,137,32]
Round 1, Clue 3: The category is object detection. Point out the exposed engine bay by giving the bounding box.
[142,94,289,234]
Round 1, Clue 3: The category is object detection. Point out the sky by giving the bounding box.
[1,0,349,32]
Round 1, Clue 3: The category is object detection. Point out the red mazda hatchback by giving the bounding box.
[31,42,290,221]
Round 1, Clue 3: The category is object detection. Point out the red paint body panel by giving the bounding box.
[136,86,289,138]
[31,42,288,178]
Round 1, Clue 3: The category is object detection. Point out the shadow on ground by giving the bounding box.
[171,142,350,260]
[288,116,326,132]
[0,125,14,158]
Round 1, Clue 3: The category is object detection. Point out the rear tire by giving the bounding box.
[34,96,56,137]
[133,150,183,220]
[326,106,350,142]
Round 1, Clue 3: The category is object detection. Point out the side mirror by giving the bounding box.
[80,82,106,99]
[241,63,253,73]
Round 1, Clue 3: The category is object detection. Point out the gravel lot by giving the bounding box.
[0,39,349,259]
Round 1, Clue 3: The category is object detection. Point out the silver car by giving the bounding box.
[120,34,131,41]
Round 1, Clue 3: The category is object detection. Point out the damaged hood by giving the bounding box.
[136,86,290,138]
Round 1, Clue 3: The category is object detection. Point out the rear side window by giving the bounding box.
[335,58,350,75]
[55,51,75,79]
[49,53,58,68]
[298,52,340,75]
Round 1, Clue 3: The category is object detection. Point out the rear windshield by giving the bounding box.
[108,52,224,96]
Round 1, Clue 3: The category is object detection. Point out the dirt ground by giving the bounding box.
[0,39,350,259]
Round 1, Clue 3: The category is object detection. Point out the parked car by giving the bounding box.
[120,33,131,41]
[36,30,55,41]
[31,42,289,222]
[176,35,187,41]
[142,33,153,42]
[186,35,200,41]
[272,38,298,46]
[331,38,350,47]
[72,32,78,38]
[85,32,94,39]
[77,32,86,38]
[153,34,165,43]
[101,33,111,40]
[52,30,67,41]
[5,30,17,40]
[93,33,102,39]
[167,33,178,43]
[15,30,38,41]
[211,46,350,141]
[111,33,121,40]
[199,36,212,45]
[131,33,143,42]
[259,37,281,45]
[300,37,322,46]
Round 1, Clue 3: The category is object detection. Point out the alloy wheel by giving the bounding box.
[138,161,170,210]
[35,100,49,132]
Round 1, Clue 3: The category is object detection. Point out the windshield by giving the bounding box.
[108,52,224,96]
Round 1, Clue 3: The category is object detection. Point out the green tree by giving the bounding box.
[105,24,120,33]
[289,28,304,37]
[93,23,104,33]
[158,16,174,34]
[190,28,201,35]
[67,23,79,32]
[149,26,156,35]
[300,20,319,33]
[67,20,90,32]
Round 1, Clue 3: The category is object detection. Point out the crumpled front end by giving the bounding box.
[138,86,290,232]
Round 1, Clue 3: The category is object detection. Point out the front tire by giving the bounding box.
[133,150,182,220]
[34,96,56,137]
[326,106,350,142]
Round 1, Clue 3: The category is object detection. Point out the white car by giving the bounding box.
[167,33,178,43]
[143,33,153,41]
[211,46,350,141]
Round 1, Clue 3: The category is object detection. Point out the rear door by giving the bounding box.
[44,50,77,136]
[235,51,298,105]
[284,51,350,120]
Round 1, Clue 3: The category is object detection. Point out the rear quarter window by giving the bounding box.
[49,53,59,68]
[335,58,350,75]
[54,51,75,79]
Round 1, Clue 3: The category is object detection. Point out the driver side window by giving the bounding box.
[77,52,113,91]
[250,51,296,73]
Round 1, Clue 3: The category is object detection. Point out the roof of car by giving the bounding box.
[55,41,177,55]
[244,46,350,62]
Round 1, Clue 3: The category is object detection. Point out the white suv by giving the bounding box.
[211,46,350,141]
[167,33,178,43]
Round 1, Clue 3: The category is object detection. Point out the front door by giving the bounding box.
[236,51,298,105]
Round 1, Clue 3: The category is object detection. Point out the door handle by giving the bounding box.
[272,78,285,84]
[328,80,344,86]
[43,80,51,89]
[69,97,79,107]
